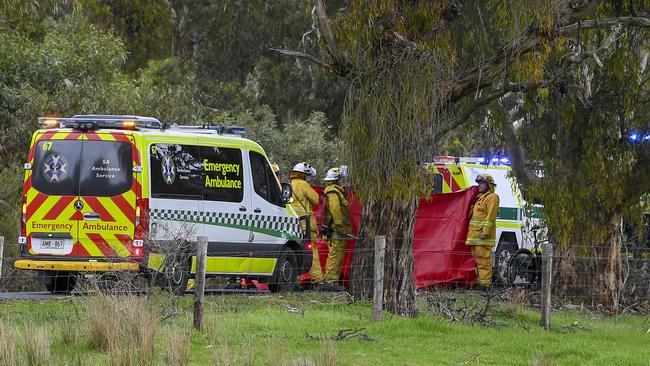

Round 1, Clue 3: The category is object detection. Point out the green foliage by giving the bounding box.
[169,0,346,127]
[0,13,207,242]
[78,0,173,72]
[216,106,337,182]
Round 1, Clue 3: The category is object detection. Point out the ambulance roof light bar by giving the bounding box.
[433,156,511,166]
[39,115,162,130]
[168,124,247,135]
[629,132,650,142]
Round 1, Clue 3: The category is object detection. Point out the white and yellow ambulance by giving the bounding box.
[16,115,308,293]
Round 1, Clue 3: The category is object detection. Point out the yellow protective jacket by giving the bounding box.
[290,175,319,233]
[466,186,500,246]
[324,183,352,234]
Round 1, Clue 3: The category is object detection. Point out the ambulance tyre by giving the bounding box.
[44,272,77,294]
[162,252,191,296]
[269,247,297,293]
[494,242,518,285]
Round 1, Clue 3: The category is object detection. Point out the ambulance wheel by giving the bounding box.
[44,272,77,294]
[162,253,191,296]
[494,242,518,285]
[269,248,297,292]
[509,251,533,285]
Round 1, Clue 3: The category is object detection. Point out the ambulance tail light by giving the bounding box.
[133,198,149,257]
[20,195,27,237]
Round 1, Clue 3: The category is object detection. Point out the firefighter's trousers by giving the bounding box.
[308,231,323,283]
[471,245,493,287]
[324,234,346,283]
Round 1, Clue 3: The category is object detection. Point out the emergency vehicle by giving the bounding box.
[425,156,544,284]
[16,115,309,294]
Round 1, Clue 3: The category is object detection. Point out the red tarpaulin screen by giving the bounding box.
[305,186,479,288]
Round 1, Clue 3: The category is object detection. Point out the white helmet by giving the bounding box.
[323,167,343,182]
[291,162,316,176]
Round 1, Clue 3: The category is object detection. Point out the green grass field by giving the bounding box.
[0,291,648,365]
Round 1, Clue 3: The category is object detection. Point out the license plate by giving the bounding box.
[40,239,65,250]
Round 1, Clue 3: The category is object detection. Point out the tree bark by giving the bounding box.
[350,198,419,317]
[553,217,624,312]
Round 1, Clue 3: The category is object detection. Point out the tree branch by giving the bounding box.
[437,80,556,140]
[315,0,351,76]
[559,17,650,32]
[270,48,337,73]
[448,4,650,103]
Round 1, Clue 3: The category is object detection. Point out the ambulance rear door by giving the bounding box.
[77,131,137,258]
[27,131,82,257]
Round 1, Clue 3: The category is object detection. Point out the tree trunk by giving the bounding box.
[553,217,624,312]
[350,198,418,317]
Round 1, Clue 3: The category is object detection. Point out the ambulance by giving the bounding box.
[16,115,309,294]
[425,156,545,284]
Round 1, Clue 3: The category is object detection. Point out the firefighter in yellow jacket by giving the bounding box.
[289,162,322,283]
[322,167,352,289]
[466,174,500,288]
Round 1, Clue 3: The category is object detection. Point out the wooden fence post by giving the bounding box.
[0,236,4,278]
[373,235,386,322]
[540,242,553,330]
[194,236,208,331]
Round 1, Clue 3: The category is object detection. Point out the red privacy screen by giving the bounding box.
[307,186,478,288]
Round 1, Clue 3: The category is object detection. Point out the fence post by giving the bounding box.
[540,242,553,330]
[194,236,208,331]
[0,236,4,278]
[373,235,386,322]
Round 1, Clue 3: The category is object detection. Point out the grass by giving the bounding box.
[0,291,649,365]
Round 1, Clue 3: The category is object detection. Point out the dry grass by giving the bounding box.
[60,316,83,345]
[530,353,556,366]
[162,327,190,366]
[288,341,337,366]
[0,322,16,365]
[212,340,255,366]
[19,325,51,366]
[85,293,158,366]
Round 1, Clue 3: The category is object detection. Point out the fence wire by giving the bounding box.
[2,236,650,315]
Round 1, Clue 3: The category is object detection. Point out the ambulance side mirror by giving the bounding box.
[281,183,293,205]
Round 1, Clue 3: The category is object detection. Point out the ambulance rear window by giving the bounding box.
[79,141,133,197]
[32,140,132,197]
[32,140,82,196]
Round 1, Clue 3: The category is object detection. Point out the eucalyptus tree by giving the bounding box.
[277,0,650,316]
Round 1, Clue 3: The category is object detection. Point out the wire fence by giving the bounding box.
[2,235,650,316]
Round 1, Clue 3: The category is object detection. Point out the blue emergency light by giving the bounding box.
[629,132,650,142]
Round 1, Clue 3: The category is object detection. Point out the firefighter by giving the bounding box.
[466,174,500,289]
[289,163,322,284]
[322,167,352,291]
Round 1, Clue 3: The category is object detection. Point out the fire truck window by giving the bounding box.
[201,146,244,203]
[79,141,133,197]
[150,144,203,200]
[32,140,82,196]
